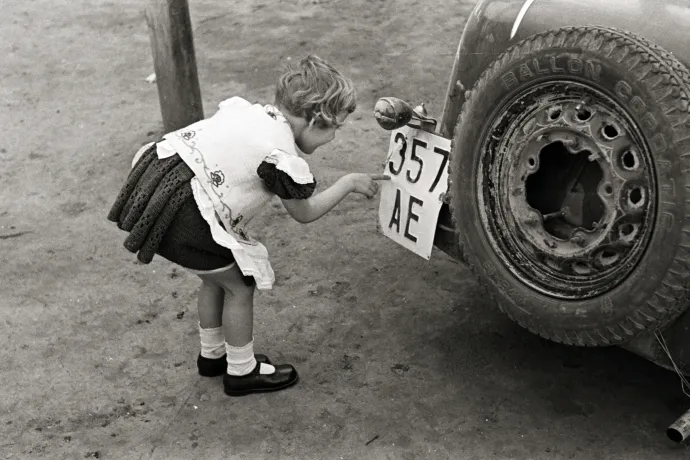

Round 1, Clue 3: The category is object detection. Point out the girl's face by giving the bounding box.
[296,111,350,154]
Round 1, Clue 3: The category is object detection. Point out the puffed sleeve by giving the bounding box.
[257,149,317,200]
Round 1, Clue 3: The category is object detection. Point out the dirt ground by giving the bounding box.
[3,0,690,459]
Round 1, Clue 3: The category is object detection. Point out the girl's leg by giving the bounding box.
[196,270,272,378]
[220,273,254,347]
[199,265,255,346]
[197,279,224,328]
[198,264,299,395]
[198,265,262,375]
[196,279,226,372]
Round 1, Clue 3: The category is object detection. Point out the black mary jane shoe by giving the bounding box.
[197,353,271,377]
[223,362,299,396]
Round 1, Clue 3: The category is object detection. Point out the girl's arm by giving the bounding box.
[281,173,390,224]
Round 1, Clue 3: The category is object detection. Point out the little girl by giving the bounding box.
[107,55,389,396]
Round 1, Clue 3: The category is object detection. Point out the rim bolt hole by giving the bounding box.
[549,108,562,120]
[598,250,619,266]
[621,150,638,170]
[572,262,591,274]
[576,108,592,121]
[619,223,638,242]
[604,184,613,195]
[629,187,644,206]
[603,124,619,139]
[528,157,536,168]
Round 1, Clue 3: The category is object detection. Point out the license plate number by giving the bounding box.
[377,125,451,259]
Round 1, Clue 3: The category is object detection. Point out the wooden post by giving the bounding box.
[146,0,204,133]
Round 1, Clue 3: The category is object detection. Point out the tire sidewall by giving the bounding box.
[452,28,690,335]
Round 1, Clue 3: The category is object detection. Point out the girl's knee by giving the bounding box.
[199,269,254,298]
[199,277,222,290]
[223,281,254,299]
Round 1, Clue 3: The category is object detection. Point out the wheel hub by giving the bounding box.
[478,82,656,299]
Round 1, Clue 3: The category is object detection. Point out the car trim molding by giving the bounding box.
[510,0,537,39]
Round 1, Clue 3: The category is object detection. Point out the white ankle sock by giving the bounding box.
[198,323,225,359]
[225,341,275,376]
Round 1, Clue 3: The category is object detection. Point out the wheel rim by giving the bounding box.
[477,81,657,300]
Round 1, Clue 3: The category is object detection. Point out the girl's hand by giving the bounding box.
[347,173,391,199]
[282,173,391,224]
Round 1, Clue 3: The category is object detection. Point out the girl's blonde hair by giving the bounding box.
[275,55,356,128]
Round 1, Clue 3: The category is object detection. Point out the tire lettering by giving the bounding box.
[661,211,675,229]
[568,58,583,74]
[614,80,669,153]
[549,56,565,73]
[661,179,676,197]
[656,159,671,172]
[642,112,658,131]
[502,71,519,90]
[585,61,602,81]
[519,63,533,79]
[532,58,549,74]
[615,81,663,140]
[651,133,667,153]
[615,80,632,100]
[502,56,602,88]
[680,153,690,174]
[630,96,646,114]
[474,257,529,307]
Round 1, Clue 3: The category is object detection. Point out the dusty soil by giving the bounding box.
[2,0,690,459]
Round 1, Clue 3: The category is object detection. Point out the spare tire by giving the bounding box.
[448,26,690,346]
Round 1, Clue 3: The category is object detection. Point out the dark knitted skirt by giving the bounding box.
[160,194,256,286]
[107,143,254,286]
[156,186,237,272]
[157,184,256,286]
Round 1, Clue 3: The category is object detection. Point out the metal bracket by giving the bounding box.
[407,103,438,134]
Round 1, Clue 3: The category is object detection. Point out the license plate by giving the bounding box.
[377,125,451,260]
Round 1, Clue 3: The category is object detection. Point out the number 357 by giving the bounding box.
[388,132,449,193]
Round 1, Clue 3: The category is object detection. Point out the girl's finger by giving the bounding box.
[370,174,391,181]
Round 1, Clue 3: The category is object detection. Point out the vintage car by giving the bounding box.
[374,0,690,380]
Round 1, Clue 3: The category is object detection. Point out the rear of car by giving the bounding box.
[374,0,690,375]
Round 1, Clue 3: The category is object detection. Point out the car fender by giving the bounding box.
[439,0,690,139]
